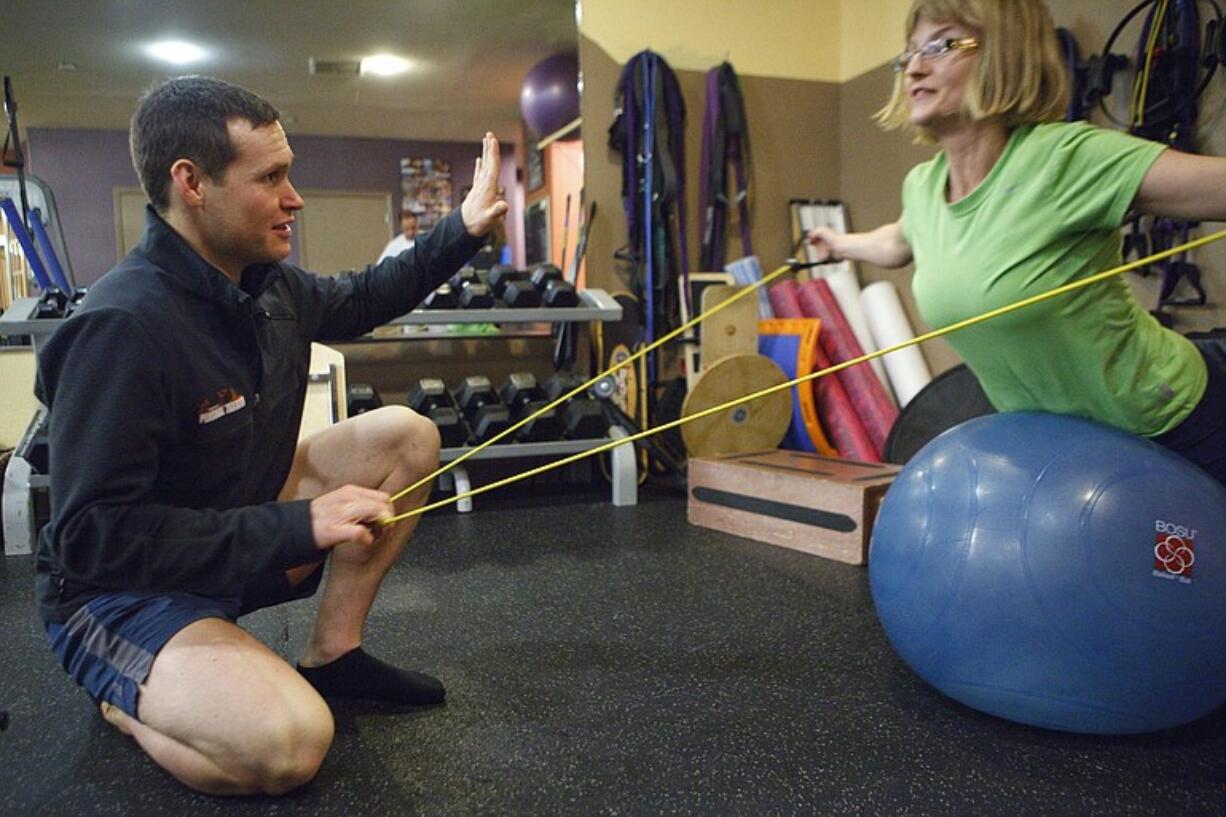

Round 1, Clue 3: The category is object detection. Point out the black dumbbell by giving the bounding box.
[528,264,578,306]
[423,283,458,309]
[502,278,542,308]
[529,263,564,289]
[33,289,69,319]
[347,383,383,416]
[488,265,542,307]
[487,264,520,296]
[542,279,580,307]
[500,372,563,442]
[449,266,479,288]
[407,378,470,447]
[454,375,512,443]
[543,373,607,439]
[458,282,494,309]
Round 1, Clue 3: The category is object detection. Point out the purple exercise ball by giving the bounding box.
[520,53,580,137]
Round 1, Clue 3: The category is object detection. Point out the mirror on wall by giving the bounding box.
[3,0,579,282]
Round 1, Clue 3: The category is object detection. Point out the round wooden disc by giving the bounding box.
[681,353,792,458]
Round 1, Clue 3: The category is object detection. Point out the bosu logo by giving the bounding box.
[1153,519,1196,583]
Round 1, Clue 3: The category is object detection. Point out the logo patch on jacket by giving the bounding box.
[198,387,247,425]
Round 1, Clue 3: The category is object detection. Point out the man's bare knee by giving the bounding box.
[233,702,334,795]
[368,405,440,482]
[136,621,337,797]
[391,404,440,459]
[281,405,441,502]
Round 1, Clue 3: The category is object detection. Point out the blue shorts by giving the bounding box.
[45,564,324,720]
[1153,337,1226,486]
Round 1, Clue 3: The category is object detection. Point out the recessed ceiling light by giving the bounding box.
[359,54,412,77]
[146,40,208,65]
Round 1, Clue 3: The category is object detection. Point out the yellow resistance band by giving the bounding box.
[388,260,797,504]
[383,226,1226,524]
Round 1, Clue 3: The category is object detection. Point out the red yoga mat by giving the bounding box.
[768,280,879,462]
[797,279,899,457]
[768,279,804,319]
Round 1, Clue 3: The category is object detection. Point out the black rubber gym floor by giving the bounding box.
[2,495,1224,816]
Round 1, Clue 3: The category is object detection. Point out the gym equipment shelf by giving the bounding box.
[388,287,621,326]
[397,287,634,513]
[0,290,623,336]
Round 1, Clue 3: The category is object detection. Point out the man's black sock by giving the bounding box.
[297,647,445,706]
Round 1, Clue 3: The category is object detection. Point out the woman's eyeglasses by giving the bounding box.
[890,37,979,73]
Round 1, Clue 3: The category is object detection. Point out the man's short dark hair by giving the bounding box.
[130,76,280,211]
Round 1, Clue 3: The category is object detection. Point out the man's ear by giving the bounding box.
[169,159,207,209]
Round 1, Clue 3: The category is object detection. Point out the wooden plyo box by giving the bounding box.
[688,449,901,565]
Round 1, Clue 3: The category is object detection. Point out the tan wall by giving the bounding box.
[579,33,842,297]
[583,0,841,81]
[840,0,913,80]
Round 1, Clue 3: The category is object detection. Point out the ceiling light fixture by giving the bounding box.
[359,54,412,77]
[145,40,208,65]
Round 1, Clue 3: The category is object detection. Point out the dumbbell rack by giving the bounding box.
[387,288,621,326]
[387,288,639,512]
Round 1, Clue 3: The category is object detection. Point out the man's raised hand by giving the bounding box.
[460,132,510,237]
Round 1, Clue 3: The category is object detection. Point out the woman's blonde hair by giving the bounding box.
[875,0,1069,142]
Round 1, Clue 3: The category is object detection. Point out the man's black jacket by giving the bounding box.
[35,206,482,624]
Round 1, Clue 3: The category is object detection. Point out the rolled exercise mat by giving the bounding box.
[810,341,880,462]
[815,264,892,400]
[771,279,877,461]
[797,279,899,457]
[859,281,932,408]
[768,279,804,319]
[680,353,792,458]
[792,200,892,399]
[758,319,838,456]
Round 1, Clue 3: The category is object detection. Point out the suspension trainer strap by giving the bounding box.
[699,62,752,271]
[609,49,688,388]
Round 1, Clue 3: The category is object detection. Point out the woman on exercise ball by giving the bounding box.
[808,0,1226,483]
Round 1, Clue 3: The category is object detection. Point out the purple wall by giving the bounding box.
[22,127,522,286]
[22,129,135,285]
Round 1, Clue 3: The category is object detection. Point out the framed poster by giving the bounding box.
[400,158,452,232]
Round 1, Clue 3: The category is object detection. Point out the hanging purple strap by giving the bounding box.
[699,68,722,271]
[699,62,752,271]
[642,53,657,380]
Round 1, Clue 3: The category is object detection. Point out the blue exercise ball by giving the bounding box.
[520,53,580,137]
[870,412,1226,734]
